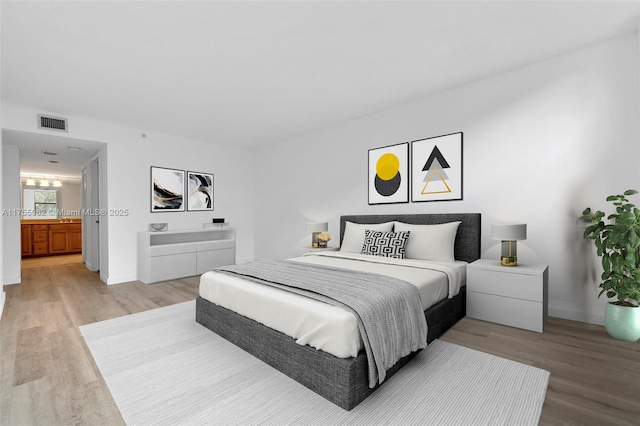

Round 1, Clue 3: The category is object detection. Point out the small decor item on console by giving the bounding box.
[205,218,230,229]
[149,223,168,232]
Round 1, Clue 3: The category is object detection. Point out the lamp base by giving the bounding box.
[501,256,518,267]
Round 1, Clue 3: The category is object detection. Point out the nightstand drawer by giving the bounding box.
[467,291,544,332]
[468,267,543,302]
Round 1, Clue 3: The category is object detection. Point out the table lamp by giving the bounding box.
[491,223,527,266]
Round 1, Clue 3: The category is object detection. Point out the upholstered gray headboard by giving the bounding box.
[339,213,481,263]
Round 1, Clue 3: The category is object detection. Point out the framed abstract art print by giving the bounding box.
[410,132,463,202]
[368,142,409,205]
[151,166,185,212]
[187,171,214,211]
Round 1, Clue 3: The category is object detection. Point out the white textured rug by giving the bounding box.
[80,300,549,426]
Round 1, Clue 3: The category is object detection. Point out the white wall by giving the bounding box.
[59,183,81,216]
[1,107,255,284]
[253,34,640,326]
[0,116,4,317]
[0,0,5,316]
[2,145,21,285]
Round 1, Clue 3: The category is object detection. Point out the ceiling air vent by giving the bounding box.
[38,114,68,132]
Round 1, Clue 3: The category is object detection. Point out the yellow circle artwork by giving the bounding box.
[376,153,399,181]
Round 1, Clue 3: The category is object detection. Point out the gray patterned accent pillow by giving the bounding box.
[362,230,411,259]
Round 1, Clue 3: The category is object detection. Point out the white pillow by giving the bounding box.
[393,221,461,262]
[340,221,394,253]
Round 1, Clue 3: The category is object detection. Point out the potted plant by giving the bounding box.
[582,189,640,342]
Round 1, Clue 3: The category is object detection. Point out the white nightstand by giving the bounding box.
[467,259,548,333]
[293,246,339,255]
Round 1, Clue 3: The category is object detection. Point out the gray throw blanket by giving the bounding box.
[215,259,428,388]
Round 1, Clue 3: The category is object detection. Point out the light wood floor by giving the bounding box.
[21,254,84,269]
[1,260,199,425]
[442,315,640,425]
[1,261,639,425]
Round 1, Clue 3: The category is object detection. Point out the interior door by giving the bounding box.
[82,166,88,264]
[82,156,101,272]
[90,156,100,271]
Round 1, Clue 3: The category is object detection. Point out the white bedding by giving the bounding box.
[199,252,467,359]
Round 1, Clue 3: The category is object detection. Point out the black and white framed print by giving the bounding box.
[410,132,463,202]
[187,171,214,211]
[368,142,409,205]
[151,166,185,212]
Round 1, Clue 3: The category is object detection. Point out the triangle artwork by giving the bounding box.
[420,145,452,194]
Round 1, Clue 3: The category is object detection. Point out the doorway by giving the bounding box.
[2,129,105,276]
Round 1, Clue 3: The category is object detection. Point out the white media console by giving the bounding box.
[137,227,236,284]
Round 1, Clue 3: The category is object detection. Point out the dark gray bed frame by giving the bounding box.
[195,213,481,410]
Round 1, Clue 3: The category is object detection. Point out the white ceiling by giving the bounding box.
[2,1,640,177]
[3,129,103,182]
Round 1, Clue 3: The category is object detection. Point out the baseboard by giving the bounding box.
[3,275,21,285]
[104,274,137,285]
[85,261,99,272]
[549,304,605,326]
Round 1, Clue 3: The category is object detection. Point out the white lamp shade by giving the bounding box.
[306,222,328,233]
[491,224,527,241]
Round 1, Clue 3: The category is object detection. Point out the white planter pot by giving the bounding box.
[604,302,640,342]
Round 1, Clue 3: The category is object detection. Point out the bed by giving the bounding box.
[195,213,481,410]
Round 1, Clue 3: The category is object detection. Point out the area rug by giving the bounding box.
[80,300,550,426]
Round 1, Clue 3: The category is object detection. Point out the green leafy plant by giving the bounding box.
[582,189,640,307]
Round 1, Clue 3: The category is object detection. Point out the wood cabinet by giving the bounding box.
[21,225,33,256]
[20,222,82,257]
[49,226,70,254]
[32,225,50,256]
[69,227,83,252]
